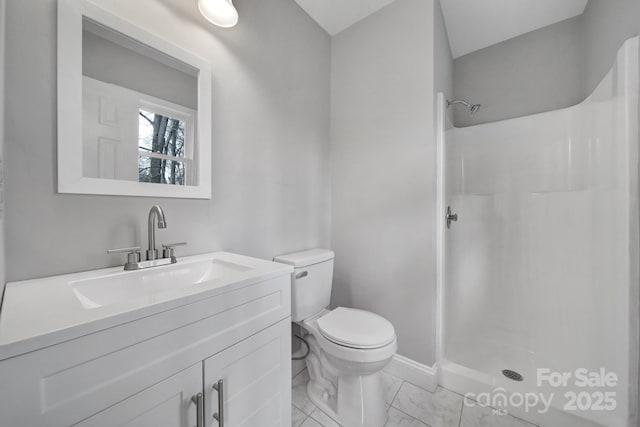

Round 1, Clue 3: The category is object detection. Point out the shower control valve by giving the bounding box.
[446,206,458,229]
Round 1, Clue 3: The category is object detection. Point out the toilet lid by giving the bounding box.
[317,307,395,349]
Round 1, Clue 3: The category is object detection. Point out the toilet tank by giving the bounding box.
[274,249,335,322]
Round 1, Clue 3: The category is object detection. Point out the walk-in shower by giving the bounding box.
[436,37,638,427]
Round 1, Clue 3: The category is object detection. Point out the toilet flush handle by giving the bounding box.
[296,271,308,279]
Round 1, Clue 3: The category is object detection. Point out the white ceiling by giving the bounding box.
[441,0,589,58]
[295,0,589,59]
[294,0,398,36]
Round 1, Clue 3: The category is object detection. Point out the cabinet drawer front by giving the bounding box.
[74,363,202,427]
[0,275,290,427]
[204,319,291,427]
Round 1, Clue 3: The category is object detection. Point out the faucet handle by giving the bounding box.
[162,242,187,261]
[162,242,187,249]
[108,246,142,265]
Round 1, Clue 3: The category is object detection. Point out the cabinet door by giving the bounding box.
[204,319,291,427]
[75,363,203,427]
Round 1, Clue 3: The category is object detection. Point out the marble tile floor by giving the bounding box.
[291,369,539,427]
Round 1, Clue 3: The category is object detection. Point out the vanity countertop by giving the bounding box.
[0,252,292,361]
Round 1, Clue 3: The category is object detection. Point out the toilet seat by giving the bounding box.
[317,307,395,349]
[301,309,397,365]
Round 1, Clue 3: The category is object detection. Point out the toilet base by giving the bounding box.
[306,381,340,423]
[306,368,387,427]
[297,315,394,427]
[337,373,387,427]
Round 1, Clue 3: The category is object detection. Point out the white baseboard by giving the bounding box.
[384,354,438,392]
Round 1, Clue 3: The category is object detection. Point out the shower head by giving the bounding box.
[447,99,481,115]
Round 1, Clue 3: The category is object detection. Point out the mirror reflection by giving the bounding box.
[81,18,198,186]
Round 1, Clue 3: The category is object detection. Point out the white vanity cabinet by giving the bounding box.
[0,254,293,427]
[76,320,291,427]
[75,363,203,427]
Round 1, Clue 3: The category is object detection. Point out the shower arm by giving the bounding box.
[447,99,481,115]
[447,99,472,108]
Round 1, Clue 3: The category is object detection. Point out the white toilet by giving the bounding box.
[274,249,397,427]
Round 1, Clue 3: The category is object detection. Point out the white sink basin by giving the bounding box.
[0,252,293,361]
[70,258,253,309]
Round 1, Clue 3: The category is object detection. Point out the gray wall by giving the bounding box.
[434,0,453,102]
[4,0,331,282]
[330,0,437,366]
[452,16,585,127]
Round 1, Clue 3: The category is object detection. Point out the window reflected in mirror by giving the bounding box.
[138,110,191,186]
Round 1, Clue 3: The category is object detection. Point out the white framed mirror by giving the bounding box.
[57,0,212,199]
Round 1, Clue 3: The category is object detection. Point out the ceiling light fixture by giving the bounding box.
[198,0,238,28]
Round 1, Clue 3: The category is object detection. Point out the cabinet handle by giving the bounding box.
[212,379,224,426]
[191,392,204,427]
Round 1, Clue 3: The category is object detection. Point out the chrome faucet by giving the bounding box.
[147,205,167,260]
[108,206,187,270]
